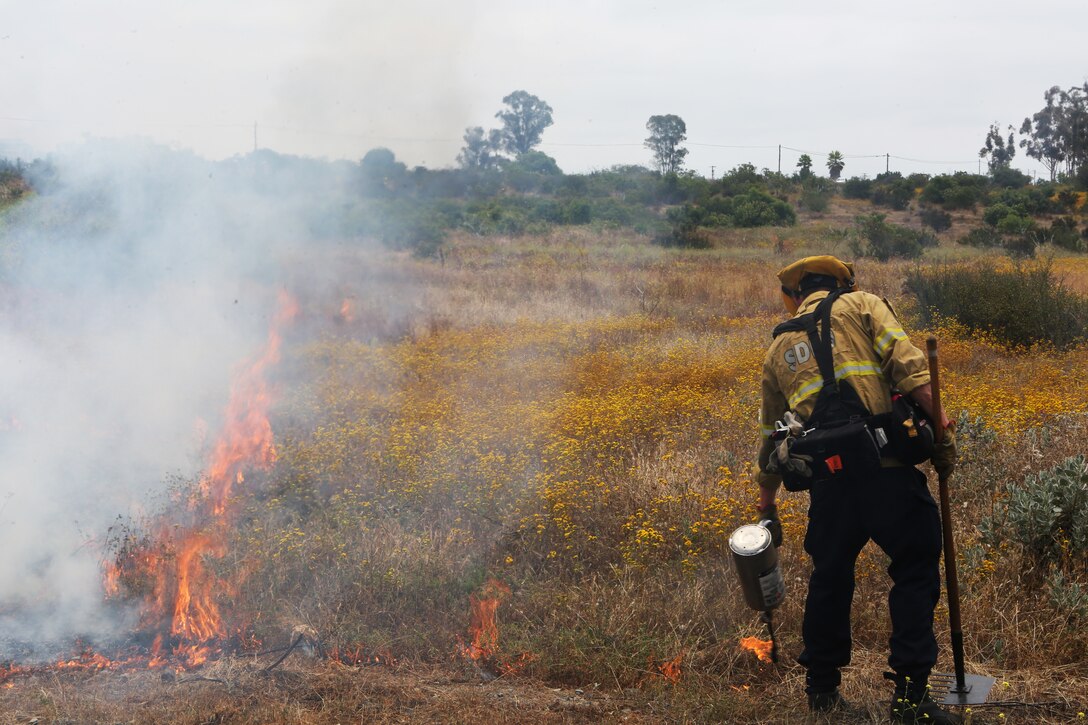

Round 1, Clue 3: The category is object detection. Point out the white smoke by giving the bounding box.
[0,138,344,653]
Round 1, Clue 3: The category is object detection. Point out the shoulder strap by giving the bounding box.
[809,289,842,388]
[772,289,849,390]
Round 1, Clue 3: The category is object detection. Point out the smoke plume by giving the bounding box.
[0,139,343,654]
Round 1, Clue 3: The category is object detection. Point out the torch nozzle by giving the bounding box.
[760,610,779,664]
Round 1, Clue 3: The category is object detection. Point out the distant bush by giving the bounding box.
[920,172,988,210]
[761,171,796,201]
[976,201,1042,257]
[906,173,930,188]
[870,172,915,210]
[988,187,1059,215]
[716,163,763,197]
[799,177,833,212]
[957,226,1003,248]
[919,206,952,232]
[850,213,935,261]
[1045,216,1083,252]
[1057,189,1081,211]
[655,205,711,248]
[842,177,873,200]
[989,165,1032,189]
[906,262,1088,349]
[729,189,797,227]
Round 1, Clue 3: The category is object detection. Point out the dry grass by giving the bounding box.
[12,223,1088,723]
[0,659,655,724]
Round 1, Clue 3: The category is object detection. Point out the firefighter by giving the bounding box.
[754,255,960,724]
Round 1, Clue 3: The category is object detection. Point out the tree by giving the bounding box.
[457,126,503,169]
[359,147,407,197]
[644,114,689,175]
[495,90,554,157]
[1020,84,1088,181]
[980,123,1017,171]
[796,154,813,179]
[826,151,845,180]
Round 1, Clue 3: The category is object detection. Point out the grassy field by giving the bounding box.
[4,206,1088,723]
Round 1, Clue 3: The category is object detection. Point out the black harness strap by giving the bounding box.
[773,289,871,424]
[773,288,848,392]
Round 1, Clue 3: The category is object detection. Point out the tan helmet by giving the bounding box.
[777,255,858,313]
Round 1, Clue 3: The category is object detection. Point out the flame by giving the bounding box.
[659,651,684,684]
[339,297,355,323]
[739,636,773,663]
[458,578,511,662]
[102,291,298,669]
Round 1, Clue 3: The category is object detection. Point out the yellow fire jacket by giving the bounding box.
[756,289,930,492]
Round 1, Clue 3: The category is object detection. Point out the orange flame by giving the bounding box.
[458,579,511,662]
[103,291,298,669]
[339,297,355,323]
[739,636,773,663]
[659,651,684,684]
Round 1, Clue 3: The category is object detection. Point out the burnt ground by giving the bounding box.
[0,659,663,725]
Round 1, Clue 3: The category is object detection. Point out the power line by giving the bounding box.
[0,114,989,167]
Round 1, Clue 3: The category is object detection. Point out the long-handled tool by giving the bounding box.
[926,337,995,707]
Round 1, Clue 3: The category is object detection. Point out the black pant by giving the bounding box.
[797,465,943,693]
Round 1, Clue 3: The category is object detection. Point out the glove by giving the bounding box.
[758,503,783,548]
[931,427,957,479]
[766,437,814,478]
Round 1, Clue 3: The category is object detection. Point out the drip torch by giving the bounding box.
[729,520,785,663]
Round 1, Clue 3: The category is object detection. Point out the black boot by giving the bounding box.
[887,674,963,724]
[807,689,849,713]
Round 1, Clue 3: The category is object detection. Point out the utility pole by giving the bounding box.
[886,153,890,174]
[778,144,782,174]
[710,165,716,180]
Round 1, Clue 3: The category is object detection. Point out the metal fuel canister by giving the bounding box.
[729,523,785,612]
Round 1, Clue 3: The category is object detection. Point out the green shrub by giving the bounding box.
[905,262,1088,348]
[1048,570,1088,623]
[655,205,711,248]
[1002,230,1039,258]
[978,202,1041,257]
[996,213,1036,236]
[730,189,796,227]
[716,163,763,196]
[983,202,1024,228]
[989,187,1058,215]
[957,226,1003,248]
[842,177,873,199]
[981,455,1088,573]
[799,185,831,213]
[1057,188,1081,211]
[871,172,915,210]
[920,172,988,210]
[849,213,933,260]
[990,165,1032,189]
[919,206,952,232]
[1047,217,1083,251]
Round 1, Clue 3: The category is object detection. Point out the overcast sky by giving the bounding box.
[2,0,1086,179]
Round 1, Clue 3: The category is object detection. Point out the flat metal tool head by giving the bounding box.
[929,672,997,706]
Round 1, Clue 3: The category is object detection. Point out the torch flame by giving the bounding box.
[739,636,773,663]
